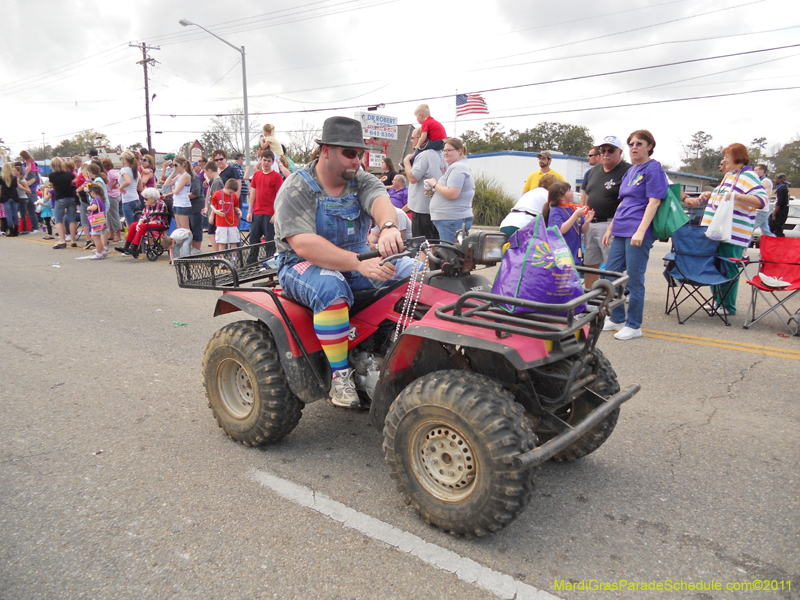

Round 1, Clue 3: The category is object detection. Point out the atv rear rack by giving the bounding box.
[435,267,628,341]
[174,242,278,290]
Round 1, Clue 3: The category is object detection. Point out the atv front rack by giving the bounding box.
[435,267,628,341]
[174,242,278,290]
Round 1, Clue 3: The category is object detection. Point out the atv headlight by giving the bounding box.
[463,231,507,264]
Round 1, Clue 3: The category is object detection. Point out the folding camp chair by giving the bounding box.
[663,225,746,326]
[742,236,800,336]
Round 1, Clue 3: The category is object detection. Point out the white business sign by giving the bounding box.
[355,111,398,140]
[368,152,385,169]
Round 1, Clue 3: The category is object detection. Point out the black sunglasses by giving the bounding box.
[333,146,364,159]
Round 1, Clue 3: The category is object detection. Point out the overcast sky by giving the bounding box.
[2,0,798,168]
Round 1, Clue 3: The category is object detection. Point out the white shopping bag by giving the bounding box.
[705,192,733,242]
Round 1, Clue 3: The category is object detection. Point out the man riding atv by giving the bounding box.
[273,116,416,408]
[175,117,639,537]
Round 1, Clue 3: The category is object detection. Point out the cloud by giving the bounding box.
[1,0,798,168]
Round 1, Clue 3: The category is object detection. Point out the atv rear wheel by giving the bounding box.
[548,349,621,462]
[203,320,303,446]
[383,371,535,536]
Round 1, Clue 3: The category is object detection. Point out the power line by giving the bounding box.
[272,82,391,105]
[150,0,396,47]
[488,50,800,115]
[145,0,357,44]
[0,50,138,100]
[478,0,767,66]
[450,86,800,124]
[500,0,693,37]
[468,24,800,73]
[152,43,800,118]
[7,116,145,147]
[0,44,131,94]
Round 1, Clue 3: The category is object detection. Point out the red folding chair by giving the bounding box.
[743,236,800,336]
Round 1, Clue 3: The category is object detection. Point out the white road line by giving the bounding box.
[250,469,559,600]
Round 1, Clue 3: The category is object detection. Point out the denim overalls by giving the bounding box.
[277,171,382,314]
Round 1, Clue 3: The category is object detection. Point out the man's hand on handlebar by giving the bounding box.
[357,256,397,281]
[378,226,404,258]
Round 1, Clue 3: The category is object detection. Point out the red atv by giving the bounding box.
[175,232,639,536]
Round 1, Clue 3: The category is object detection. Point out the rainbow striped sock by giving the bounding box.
[314,299,350,373]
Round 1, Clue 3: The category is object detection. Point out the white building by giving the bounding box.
[467,151,717,200]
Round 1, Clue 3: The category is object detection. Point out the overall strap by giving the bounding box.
[298,169,322,194]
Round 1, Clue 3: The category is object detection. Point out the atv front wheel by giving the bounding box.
[549,349,621,462]
[203,320,304,446]
[383,371,535,536]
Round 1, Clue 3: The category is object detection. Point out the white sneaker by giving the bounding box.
[614,326,642,340]
[603,317,624,331]
[90,251,106,260]
[330,368,359,408]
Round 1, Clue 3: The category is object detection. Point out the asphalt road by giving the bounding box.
[1,234,798,600]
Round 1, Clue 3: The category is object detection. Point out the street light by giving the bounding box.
[179,18,250,169]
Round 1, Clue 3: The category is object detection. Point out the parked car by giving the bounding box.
[752,198,799,247]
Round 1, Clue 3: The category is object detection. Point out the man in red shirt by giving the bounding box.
[247,149,284,244]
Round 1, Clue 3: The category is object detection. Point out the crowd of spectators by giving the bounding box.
[11,116,781,344]
[0,129,299,261]
[499,130,778,341]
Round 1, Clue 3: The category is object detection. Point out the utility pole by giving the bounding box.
[130,42,159,154]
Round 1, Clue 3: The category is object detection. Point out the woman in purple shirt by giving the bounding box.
[601,129,669,340]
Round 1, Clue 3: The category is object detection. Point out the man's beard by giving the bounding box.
[341,169,356,181]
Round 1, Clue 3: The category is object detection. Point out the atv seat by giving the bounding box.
[351,278,410,315]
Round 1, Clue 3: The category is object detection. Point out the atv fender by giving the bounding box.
[369,321,589,429]
[214,293,329,404]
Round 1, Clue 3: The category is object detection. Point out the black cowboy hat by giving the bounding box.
[315,116,369,150]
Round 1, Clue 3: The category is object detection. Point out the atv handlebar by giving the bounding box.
[356,236,429,265]
[356,249,382,261]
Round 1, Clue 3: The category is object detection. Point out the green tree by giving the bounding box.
[556,125,595,157]
[460,121,592,156]
[52,129,112,157]
[460,129,485,154]
[680,146,724,180]
[680,131,723,179]
[459,122,508,154]
[772,139,800,185]
[685,131,713,159]
[748,137,769,167]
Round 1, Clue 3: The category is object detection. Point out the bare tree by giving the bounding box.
[200,108,260,158]
[286,119,321,164]
[27,144,54,161]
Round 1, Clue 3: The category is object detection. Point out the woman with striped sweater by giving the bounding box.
[686,143,767,315]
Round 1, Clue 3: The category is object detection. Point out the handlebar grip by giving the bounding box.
[356,249,382,261]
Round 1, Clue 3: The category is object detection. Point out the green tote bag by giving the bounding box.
[652,183,689,240]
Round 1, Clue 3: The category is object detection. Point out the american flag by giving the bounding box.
[456,94,489,117]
